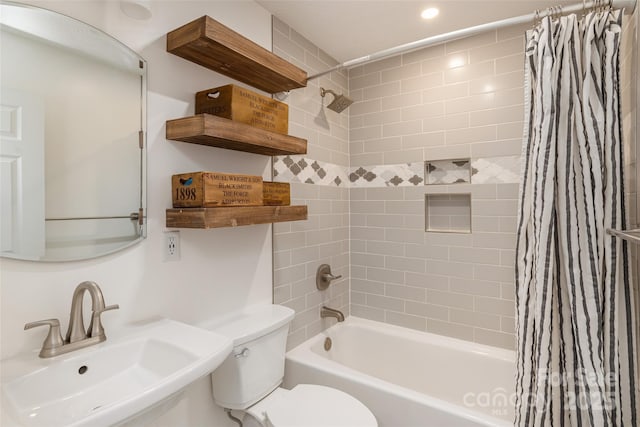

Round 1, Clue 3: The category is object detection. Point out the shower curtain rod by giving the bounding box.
[306,0,637,81]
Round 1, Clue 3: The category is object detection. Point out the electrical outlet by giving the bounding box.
[164,231,180,261]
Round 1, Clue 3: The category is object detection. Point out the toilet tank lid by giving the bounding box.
[201,304,295,346]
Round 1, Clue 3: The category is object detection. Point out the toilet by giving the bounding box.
[208,304,377,427]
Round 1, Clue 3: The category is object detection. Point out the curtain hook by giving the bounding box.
[545,6,552,21]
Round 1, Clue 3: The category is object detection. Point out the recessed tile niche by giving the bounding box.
[425,193,472,233]
[425,159,471,185]
[424,158,472,233]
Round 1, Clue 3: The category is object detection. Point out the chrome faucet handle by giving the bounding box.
[323,272,343,281]
[88,304,119,338]
[24,319,65,355]
[316,264,342,290]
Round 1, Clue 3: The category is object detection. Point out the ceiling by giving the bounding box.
[257,0,580,63]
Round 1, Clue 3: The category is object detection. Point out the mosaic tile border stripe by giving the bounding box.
[273,155,520,188]
[349,163,424,187]
[274,156,348,187]
[471,156,521,184]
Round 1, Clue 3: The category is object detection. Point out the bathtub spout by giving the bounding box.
[321,306,345,322]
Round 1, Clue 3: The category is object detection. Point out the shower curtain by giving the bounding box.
[515,8,638,427]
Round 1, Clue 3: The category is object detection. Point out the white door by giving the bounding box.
[0,88,45,258]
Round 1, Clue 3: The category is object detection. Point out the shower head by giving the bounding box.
[320,88,353,113]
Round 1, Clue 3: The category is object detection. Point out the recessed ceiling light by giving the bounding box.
[421,7,439,20]
[120,0,152,20]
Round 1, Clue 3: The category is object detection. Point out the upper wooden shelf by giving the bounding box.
[166,114,307,156]
[166,205,308,229]
[167,16,308,94]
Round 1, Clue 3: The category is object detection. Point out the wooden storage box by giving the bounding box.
[195,85,288,134]
[263,182,290,206]
[172,171,263,207]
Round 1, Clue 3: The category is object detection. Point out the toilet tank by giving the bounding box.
[207,305,295,410]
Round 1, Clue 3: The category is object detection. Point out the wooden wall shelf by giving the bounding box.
[167,16,308,94]
[166,114,307,156]
[166,205,308,229]
[166,17,309,230]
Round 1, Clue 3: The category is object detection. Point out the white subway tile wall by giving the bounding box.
[621,13,637,230]
[273,12,638,352]
[272,18,350,350]
[347,25,528,350]
[620,10,639,349]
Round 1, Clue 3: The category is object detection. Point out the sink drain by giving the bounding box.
[78,365,88,375]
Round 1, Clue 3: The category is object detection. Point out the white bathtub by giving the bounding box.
[284,317,515,427]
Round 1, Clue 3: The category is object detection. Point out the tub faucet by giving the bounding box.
[321,306,345,322]
[24,281,119,358]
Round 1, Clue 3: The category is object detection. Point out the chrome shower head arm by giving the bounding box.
[320,88,338,99]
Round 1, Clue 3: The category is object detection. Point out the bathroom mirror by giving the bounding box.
[0,2,147,262]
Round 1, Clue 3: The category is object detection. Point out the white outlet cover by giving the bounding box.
[164,231,180,262]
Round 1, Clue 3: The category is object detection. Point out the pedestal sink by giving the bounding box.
[1,319,232,427]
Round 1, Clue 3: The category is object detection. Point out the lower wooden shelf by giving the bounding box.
[166,205,307,229]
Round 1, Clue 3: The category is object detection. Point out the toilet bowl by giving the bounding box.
[205,304,377,427]
[242,384,376,427]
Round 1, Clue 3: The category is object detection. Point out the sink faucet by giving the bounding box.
[25,281,119,358]
[320,306,345,322]
[67,281,112,343]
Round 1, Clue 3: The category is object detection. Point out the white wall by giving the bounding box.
[0,1,274,425]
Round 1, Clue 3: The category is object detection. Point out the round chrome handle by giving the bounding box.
[234,347,250,358]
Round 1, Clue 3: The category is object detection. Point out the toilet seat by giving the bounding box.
[246,384,377,427]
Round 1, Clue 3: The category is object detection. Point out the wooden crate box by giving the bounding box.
[172,171,263,207]
[263,182,290,206]
[195,84,288,134]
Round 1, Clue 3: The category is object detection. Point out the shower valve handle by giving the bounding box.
[323,272,342,281]
[316,264,342,290]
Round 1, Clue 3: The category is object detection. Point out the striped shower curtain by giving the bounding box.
[515,9,638,427]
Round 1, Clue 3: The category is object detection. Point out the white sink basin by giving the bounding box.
[1,319,232,427]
